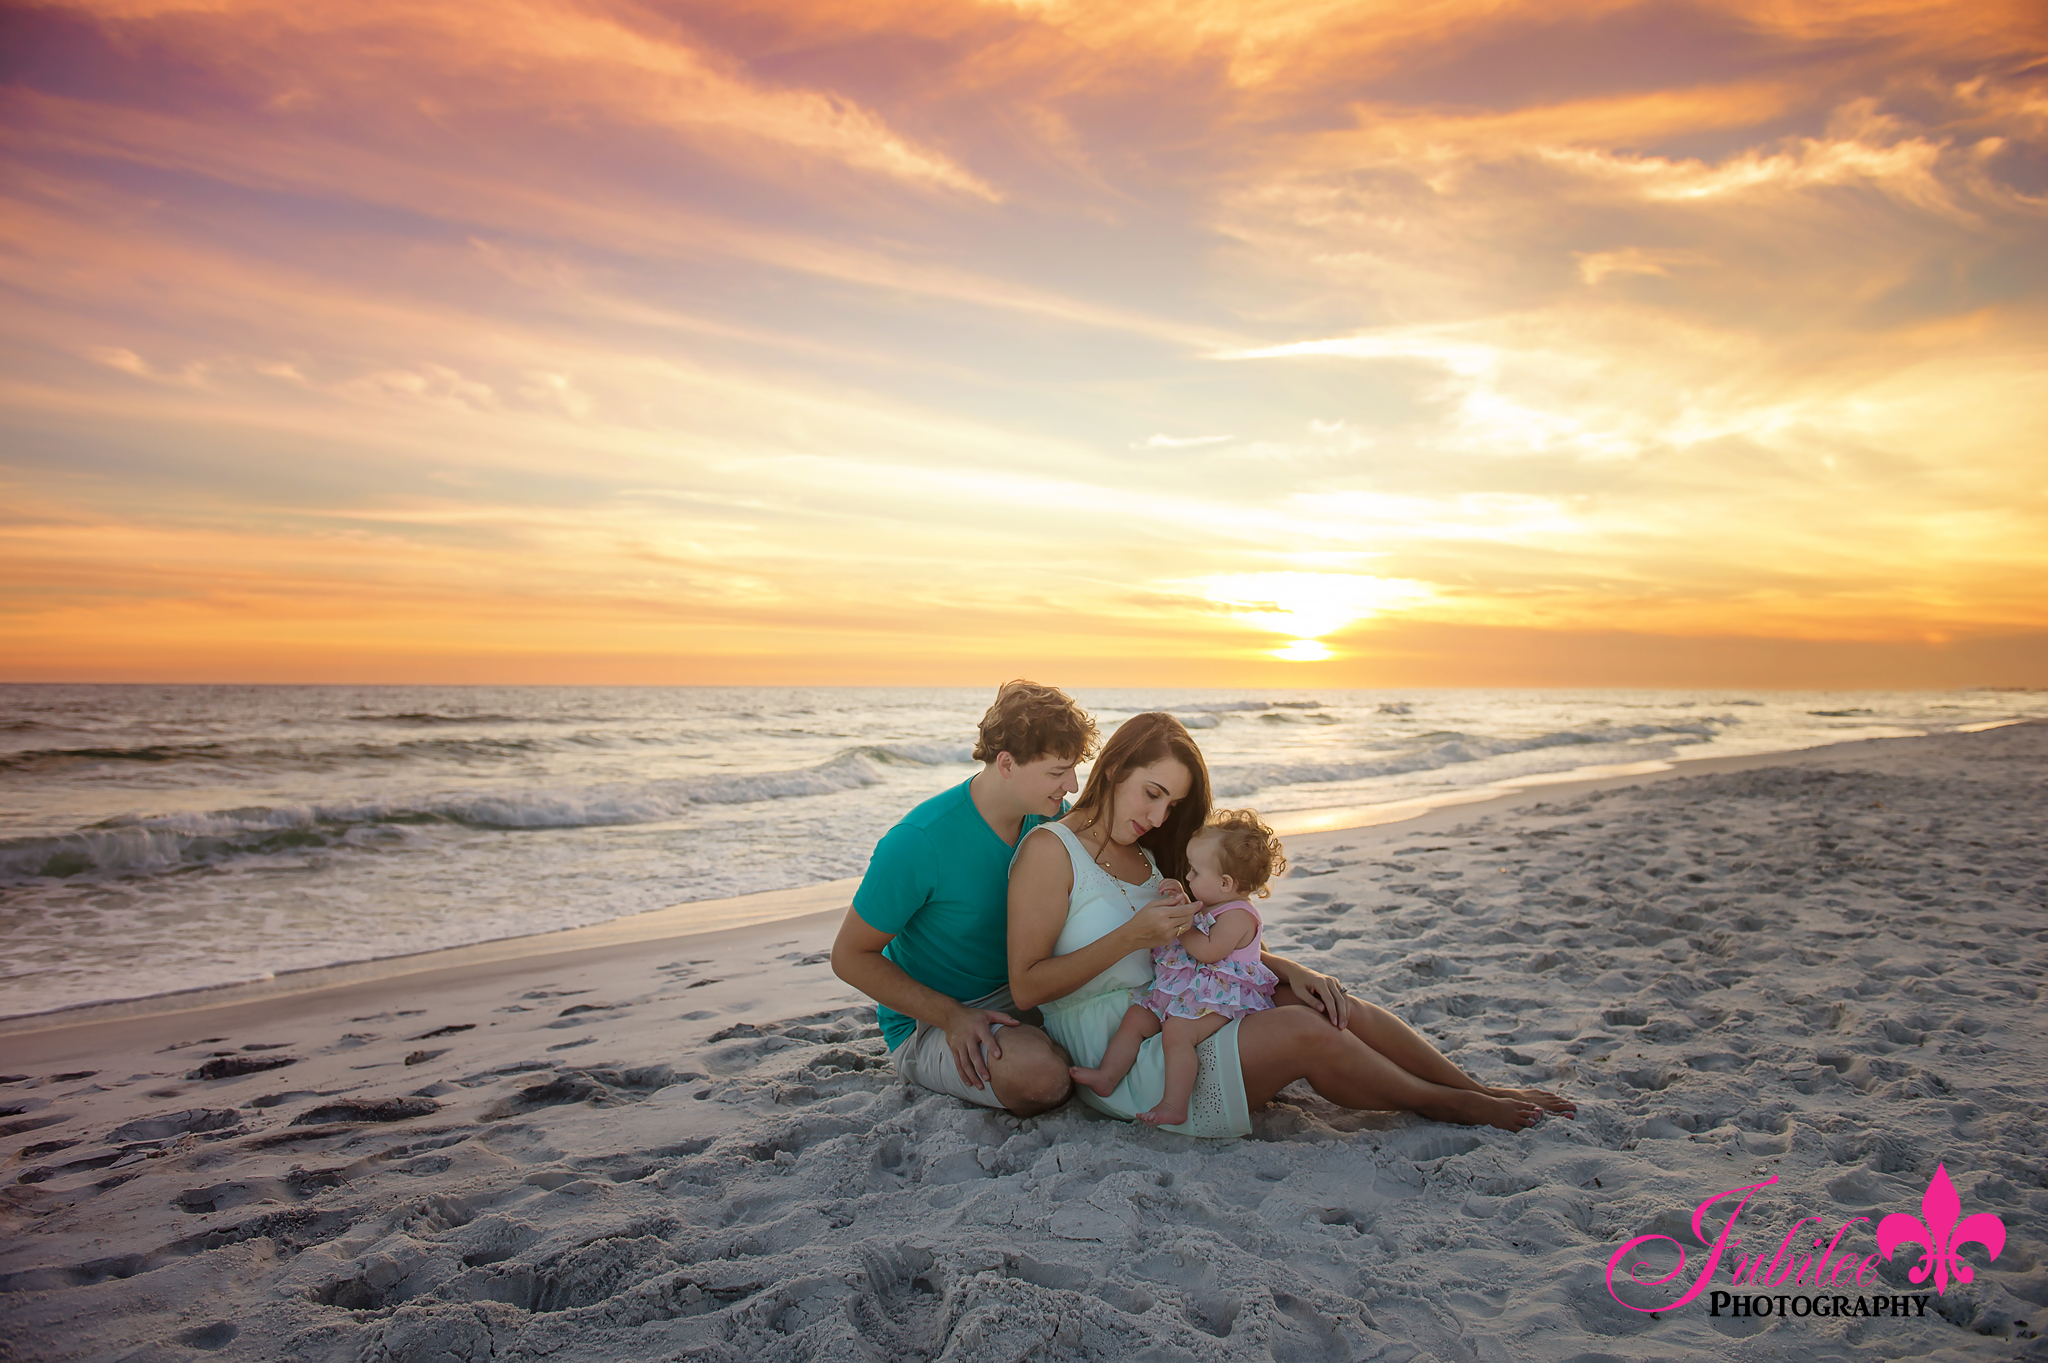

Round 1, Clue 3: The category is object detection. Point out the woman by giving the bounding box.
[1007,712,1574,1137]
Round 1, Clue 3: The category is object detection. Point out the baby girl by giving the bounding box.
[1070,808,1286,1126]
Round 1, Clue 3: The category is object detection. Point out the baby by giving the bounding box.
[1070,808,1286,1126]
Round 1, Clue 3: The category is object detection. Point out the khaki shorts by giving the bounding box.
[890,984,1051,1109]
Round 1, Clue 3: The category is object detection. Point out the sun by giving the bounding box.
[1182,572,1433,660]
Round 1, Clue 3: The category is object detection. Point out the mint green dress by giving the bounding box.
[1026,823,1252,1138]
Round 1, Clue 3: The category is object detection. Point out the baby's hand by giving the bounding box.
[1156,879,1188,905]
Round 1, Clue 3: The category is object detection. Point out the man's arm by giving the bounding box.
[829,906,1018,1090]
[830,907,980,1034]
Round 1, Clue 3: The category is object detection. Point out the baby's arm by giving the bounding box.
[1177,907,1257,964]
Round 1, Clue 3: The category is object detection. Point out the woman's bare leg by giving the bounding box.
[1140,1012,1231,1126]
[1236,1005,1547,1131]
[1070,1004,1160,1098]
[1272,986,1575,1117]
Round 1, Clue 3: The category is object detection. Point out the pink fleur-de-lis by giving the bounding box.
[1875,1162,2007,1295]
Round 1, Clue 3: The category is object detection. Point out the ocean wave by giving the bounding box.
[0,742,236,770]
[0,743,968,884]
[0,735,554,773]
[361,737,550,761]
[1207,720,1725,799]
[853,742,974,766]
[1179,700,1326,714]
[1102,699,1327,716]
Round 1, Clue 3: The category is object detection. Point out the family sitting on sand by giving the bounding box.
[832,680,1576,1137]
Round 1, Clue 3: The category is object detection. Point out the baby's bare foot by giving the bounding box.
[1138,1100,1188,1127]
[1068,1065,1121,1098]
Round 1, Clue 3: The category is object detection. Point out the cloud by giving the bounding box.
[3,0,2045,681]
[4,90,1230,351]
[1574,247,1713,285]
[86,346,153,378]
[1134,433,1235,448]
[50,0,996,196]
[1539,115,1961,215]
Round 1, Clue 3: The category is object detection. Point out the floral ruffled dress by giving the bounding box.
[1138,900,1279,1021]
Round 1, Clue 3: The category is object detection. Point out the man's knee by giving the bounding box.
[1003,1060,1072,1116]
[995,1031,1073,1115]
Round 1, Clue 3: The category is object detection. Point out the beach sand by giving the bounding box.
[3,725,2043,1362]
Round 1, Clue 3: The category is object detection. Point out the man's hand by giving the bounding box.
[944,1005,1021,1089]
[1278,959,1352,1028]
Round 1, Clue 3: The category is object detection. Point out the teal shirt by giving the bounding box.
[854,779,1057,1050]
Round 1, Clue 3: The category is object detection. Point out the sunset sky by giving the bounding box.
[3,0,2044,686]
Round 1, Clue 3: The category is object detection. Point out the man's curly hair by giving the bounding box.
[972,679,1098,765]
[1201,808,1287,898]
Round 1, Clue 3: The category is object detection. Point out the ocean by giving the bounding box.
[3,684,2041,1020]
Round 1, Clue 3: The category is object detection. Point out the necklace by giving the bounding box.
[1081,815,1150,911]
[1081,815,1129,871]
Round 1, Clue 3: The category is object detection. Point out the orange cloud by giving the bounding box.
[2,0,2044,683]
[51,0,995,194]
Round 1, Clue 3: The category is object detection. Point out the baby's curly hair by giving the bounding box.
[972,679,1098,765]
[1200,808,1287,898]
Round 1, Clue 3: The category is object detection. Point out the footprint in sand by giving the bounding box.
[184,1055,299,1081]
[290,1097,439,1126]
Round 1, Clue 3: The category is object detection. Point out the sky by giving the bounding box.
[2,0,2044,687]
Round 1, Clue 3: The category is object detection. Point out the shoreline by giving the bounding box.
[5,721,2031,1040]
[0,882,856,1044]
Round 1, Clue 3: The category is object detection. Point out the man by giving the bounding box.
[831,679,1094,1116]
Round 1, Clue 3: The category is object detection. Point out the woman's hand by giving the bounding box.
[1276,959,1352,1027]
[1124,894,1197,949]
[943,1005,1020,1089]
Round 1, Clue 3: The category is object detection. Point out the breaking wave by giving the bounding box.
[0,742,973,884]
[1175,700,1326,714]
[1206,720,1725,799]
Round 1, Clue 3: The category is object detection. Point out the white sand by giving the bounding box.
[2,725,2043,1362]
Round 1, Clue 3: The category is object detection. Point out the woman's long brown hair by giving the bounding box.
[1068,712,1213,883]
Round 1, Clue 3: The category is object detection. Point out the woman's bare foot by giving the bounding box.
[1068,1064,1123,1098]
[1417,1087,1546,1132]
[1138,1099,1188,1126]
[1485,1084,1576,1116]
